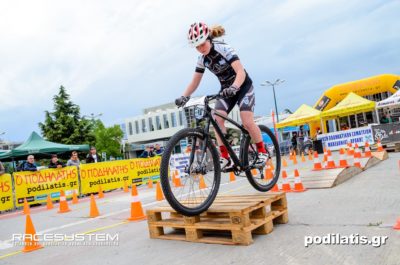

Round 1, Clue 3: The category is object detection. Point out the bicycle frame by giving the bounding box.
[187,99,256,172]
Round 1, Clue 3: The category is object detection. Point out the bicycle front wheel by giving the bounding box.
[243,125,281,192]
[160,128,221,216]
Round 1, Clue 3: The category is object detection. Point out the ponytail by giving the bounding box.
[209,25,225,39]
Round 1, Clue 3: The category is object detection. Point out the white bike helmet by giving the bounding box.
[187,22,209,47]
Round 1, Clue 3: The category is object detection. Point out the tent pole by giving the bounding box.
[355,114,359,128]
[11,157,16,172]
[320,119,324,133]
[375,109,380,124]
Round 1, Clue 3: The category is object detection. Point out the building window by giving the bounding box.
[128,122,133,135]
[179,111,184,126]
[135,121,139,134]
[149,117,154,131]
[156,116,162,130]
[171,113,177,127]
[141,119,147,133]
[163,114,169,129]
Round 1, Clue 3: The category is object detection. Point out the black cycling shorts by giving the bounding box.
[215,85,255,113]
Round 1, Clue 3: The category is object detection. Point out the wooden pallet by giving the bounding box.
[146,192,288,245]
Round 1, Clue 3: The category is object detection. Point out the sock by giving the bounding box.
[256,141,267,153]
[219,145,229,159]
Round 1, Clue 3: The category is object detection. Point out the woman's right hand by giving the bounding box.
[175,96,190,107]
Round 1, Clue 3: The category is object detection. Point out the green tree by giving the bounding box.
[39,86,95,145]
[93,120,124,158]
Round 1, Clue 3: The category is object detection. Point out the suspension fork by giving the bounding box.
[198,117,211,164]
[188,118,211,171]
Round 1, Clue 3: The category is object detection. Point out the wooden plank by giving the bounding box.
[147,193,288,245]
[371,151,388,161]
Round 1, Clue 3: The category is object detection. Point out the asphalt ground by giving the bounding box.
[0,152,399,265]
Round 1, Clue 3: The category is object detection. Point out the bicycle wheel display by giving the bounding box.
[242,125,281,191]
[160,128,221,216]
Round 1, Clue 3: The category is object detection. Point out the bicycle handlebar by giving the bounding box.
[206,93,223,102]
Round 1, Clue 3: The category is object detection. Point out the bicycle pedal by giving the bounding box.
[222,167,235,173]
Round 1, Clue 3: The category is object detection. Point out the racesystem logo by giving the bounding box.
[11,233,119,247]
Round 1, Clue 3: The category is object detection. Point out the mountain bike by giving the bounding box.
[160,94,281,216]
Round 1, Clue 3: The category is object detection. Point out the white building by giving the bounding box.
[124,98,241,157]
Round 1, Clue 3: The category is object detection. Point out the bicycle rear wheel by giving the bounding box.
[243,125,281,191]
[160,128,221,216]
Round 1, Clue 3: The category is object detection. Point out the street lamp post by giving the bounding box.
[82,113,103,120]
[261,79,285,122]
[0,132,5,144]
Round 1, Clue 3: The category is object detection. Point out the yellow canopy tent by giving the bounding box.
[321,92,376,120]
[276,104,322,128]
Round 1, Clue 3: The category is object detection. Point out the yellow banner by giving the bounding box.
[0,174,14,211]
[131,157,161,185]
[79,157,162,193]
[80,160,134,194]
[13,166,79,206]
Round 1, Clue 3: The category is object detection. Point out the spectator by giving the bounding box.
[380,113,392,124]
[67,151,80,167]
[340,123,349,130]
[291,132,297,153]
[0,161,5,175]
[48,154,64,169]
[23,155,37,171]
[154,144,164,156]
[140,146,155,158]
[86,146,101,163]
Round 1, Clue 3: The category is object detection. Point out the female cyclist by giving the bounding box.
[175,22,268,170]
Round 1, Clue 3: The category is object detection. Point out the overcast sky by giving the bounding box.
[1,0,399,142]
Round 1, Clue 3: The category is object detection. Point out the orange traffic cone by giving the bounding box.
[72,190,79,204]
[89,194,100,218]
[354,156,362,168]
[301,153,306,162]
[148,178,153,189]
[268,160,275,171]
[323,148,328,163]
[229,171,236,182]
[172,171,182,187]
[312,152,323,171]
[282,157,288,167]
[293,169,306,192]
[354,144,362,158]
[393,217,400,230]
[98,185,104,199]
[325,152,337,169]
[364,142,372,158]
[293,154,298,165]
[308,151,313,161]
[23,198,30,215]
[156,181,164,201]
[199,175,207,190]
[123,181,129,193]
[264,166,273,180]
[127,185,146,221]
[264,167,279,192]
[338,148,349,168]
[46,195,54,210]
[251,168,258,175]
[347,143,354,156]
[377,140,384,152]
[22,215,43,253]
[57,190,71,213]
[280,170,292,192]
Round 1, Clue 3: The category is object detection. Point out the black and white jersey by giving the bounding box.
[195,41,252,90]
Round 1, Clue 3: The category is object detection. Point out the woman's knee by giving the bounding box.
[242,118,255,130]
